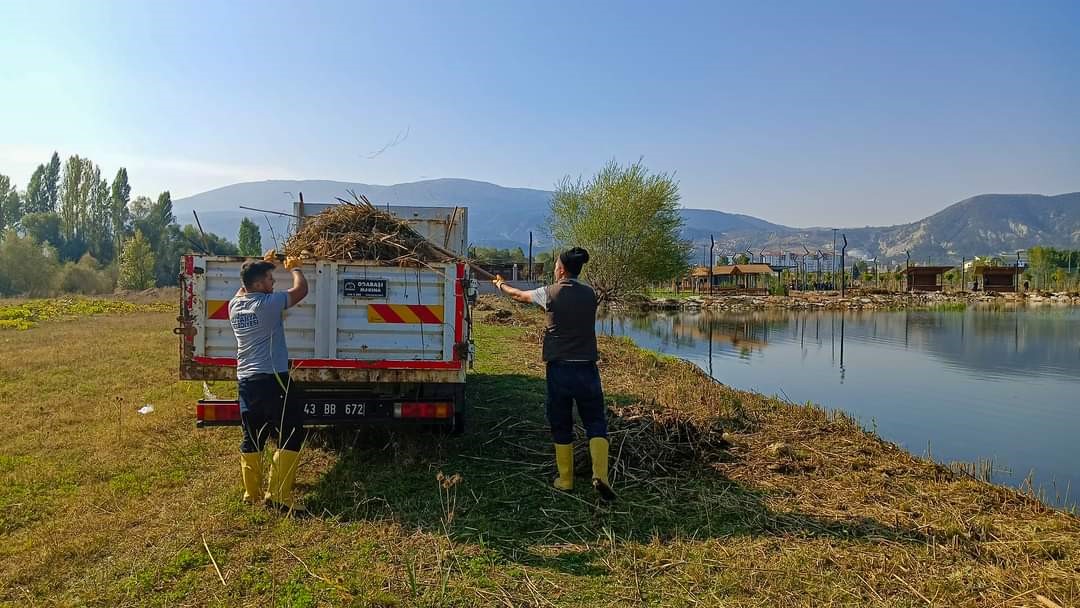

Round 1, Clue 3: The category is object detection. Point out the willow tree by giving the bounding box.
[118,229,156,290]
[549,160,690,301]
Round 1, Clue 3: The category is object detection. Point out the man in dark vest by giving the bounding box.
[494,247,616,502]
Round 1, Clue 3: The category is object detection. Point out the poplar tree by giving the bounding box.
[237,217,262,256]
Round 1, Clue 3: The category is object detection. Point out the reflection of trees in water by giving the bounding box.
[609,312,775,353]
[603,312,698,351]
[601,308,1080,379]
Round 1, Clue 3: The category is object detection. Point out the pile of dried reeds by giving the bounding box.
[284,193,454,264]
[606,403,733,480]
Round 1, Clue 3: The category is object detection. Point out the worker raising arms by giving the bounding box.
[494,247,616,502]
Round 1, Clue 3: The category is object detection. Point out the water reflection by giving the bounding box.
[602,308,1080,382]
[598,307,1080,507]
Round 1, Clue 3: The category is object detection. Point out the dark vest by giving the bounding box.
[542,279,599,362]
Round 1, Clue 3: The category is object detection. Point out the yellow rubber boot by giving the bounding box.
[553,443,574,491]
[266,449,307,515]
[240,452,263,504]
[589,437,616,502]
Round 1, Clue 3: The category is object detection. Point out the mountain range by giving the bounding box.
[174,179,1080,263]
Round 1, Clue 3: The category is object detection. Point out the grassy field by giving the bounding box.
[0,296,1076,607]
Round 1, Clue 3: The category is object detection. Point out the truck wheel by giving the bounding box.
[450,411,465,436]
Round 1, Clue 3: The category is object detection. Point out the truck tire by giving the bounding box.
[449,411,465,436]
[450,385,466,436]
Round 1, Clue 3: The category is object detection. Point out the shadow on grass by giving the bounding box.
[304,372,926,575]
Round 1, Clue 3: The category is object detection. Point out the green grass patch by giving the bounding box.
[0,296,173,330]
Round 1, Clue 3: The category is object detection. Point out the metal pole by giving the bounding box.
[298,192,305,229]
[832,228,837,289]
[709,235,715,295]
[528,231,533,282]
[840,234,848,297]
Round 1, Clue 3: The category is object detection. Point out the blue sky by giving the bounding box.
[1,0,1077,226]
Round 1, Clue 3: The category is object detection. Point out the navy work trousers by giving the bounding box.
[545,361,607,444]
[238,372,306,453]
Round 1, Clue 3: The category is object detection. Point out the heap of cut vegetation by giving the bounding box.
[284,192,455,264]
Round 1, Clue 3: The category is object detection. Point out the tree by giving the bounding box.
[181,224,238,255]
[56,155,110,261]
[142,191,184,286]
[86,172,112,261]
[109,168,131,256]
[237,217,262,256]
[23,165,48,214]
[0,174,21,231]
[54,252,114,294]
[0,229,58,296]
[129,195,153,223]
[549,160,690,301]
[58,154,87,240]
[154,224,184,286]
[44,151,61,212]
[1052,267,1067,291]
[118,230,156,290]
[140,191,174,243]
[21,212,63,248]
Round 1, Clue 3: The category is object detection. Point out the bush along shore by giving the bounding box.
[638,289,1080,312]
[0,293,1076,606]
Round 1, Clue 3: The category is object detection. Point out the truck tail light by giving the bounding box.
[394,402,454,419]
[197,400,241,423]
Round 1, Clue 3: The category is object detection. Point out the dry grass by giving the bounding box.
[0,295,1075,607]
[284,193,455,264]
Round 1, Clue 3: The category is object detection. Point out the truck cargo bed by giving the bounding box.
[178,257,469,383]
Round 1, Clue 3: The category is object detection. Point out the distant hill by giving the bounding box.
[743,192,1080,263]
[175,180,1080,263]
[174,178,552,253]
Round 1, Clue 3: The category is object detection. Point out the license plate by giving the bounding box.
[298,400,394,420]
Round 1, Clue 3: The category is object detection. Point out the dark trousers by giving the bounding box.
[545,361,607,444]
[239,373,306,453]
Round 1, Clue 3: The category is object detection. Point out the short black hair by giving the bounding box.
[241,261,276,289]
[559,247,590,277]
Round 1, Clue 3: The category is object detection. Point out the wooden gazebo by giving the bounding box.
[901,265,954,292]
[974,266,1023,292]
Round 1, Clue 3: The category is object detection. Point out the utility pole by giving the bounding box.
[832,228,838,289]
[709,235,715,295]
[840,234,848,297]
[803,246,811,291]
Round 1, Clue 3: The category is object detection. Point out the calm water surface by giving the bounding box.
[598,307,1079,507]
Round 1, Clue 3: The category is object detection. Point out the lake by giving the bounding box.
[598,306,1080,508]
